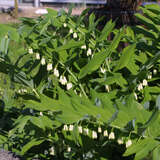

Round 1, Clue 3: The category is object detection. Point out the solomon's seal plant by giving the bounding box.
[0,4,160,160]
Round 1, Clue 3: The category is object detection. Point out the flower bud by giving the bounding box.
[153,69,157,75]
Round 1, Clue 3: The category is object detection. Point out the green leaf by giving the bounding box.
[0,135,7,144]
[133,25,157,39]
[55,40,84,52]
[0,24,19,42]
[46,8,58,16]
[89,13,95,31]
[124,138,159,160]
[14,71,34,89]
[21,139,45,155]
[114,44,136,71]
[98,20,115,42]
[40,19,51,35]
[126,55,139,75]
[156,95,160,110]
[126,26,135,40]
[79,29,124,79]
[153,146,160,160]
[91,73,127,88]
[9,116,31,136]
[138,108,159,135]
[30,116,46,130]
[135,13,159,32]
[40,116,54,129]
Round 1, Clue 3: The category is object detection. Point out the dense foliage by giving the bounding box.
[0,3,160,160]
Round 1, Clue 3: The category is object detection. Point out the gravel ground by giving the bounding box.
[0,150,20,160]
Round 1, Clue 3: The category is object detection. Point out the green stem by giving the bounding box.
[33,88,40,98]
[66,67,88,98]
[58,61,87,98]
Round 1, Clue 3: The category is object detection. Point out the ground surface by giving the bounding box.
[0,5,87,24]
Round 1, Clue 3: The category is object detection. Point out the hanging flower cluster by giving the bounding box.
[137,79,148,91]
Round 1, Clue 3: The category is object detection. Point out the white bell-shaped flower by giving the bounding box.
[53,68,59,77]
[63,125,68,131]
[41,57,46,65]
[117,139,123,144]
[148,74,152,80]
[47,63,53,71]
[105,85,110,92]
[100,67,106,74]
[81,45,87,50]
[69,125,74,131]
[73,32,78,39]
[50,147,55,156]
[109,132,115,139]
[78,126,83,133]
[92,131,97,139]
[126,139,132,148]
[63,23,67,28]
[40,112,43,116]
[69,28,73,34]
[66,83,73,90]
[28,48,33,54]
[84,128,89,135]
[35,53,40,60]
[87,48,92,56]
[134,92,138,100]
[103,130,108,137]
[142,79,148,86]
[59,76,67,85]
[67,147,71,152]
[138,83,143,91]
[98,127,102,133]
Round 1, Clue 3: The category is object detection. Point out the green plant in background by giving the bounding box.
[0,4,160,160]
